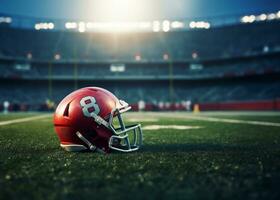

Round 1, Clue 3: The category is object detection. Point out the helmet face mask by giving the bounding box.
[54,87,143,154]
[108,108,142,152]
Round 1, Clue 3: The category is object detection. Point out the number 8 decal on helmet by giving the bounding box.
[80,96,100,117]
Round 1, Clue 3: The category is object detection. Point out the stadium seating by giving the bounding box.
[0,21,280,110]
[1,21,280,61]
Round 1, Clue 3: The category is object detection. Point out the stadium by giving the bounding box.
[1,10,280,111]
[0,0,280,199]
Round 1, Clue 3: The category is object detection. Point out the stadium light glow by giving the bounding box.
[139,22,151,29]
[65,21,153,32]
[153,21,160,32]
[63,19,210,33]
[86,22,93,29]
[135,54,141,61]
[171,21,184,29]
[6,17,12,23]
[267,13,276,20]
[78,22,86,32]
[189,21,196,28]
[91,22,148,32]
[163,53,169,60]
[92,0,148,22]
[49,23,54,29]
[75,0,156,32]
[65,22,77,29]
[249,15,256,23]
[204,22,211,29]
[34,22,54,30]
[241,11,280,23]
[189,21,211,29]
[241,15,255,23]
[277,11,280,18]
[0,16,12,23]
[241,16,248,23]
[54,54,61,60]
[257,14,267,21]
[162,20,170,32]
[27,52,32,59]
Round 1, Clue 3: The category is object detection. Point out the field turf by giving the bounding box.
[0,112,280,200]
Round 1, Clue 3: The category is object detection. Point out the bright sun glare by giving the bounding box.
[93,0,148,22]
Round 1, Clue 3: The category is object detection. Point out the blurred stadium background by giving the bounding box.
[0,1,280,113]
[1,1,280,199]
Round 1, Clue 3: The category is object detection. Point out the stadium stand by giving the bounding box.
[1,21,280,60]
[0,18,280,111]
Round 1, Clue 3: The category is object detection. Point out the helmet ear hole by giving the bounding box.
[63,103,70,117]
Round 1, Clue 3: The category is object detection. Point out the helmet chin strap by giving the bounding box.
[75,131,105,154]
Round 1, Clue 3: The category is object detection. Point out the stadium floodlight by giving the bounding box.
[163,53,169,60]
[48,23,54,29]
[34,24,40,30]
[246,15,255,23]
[204,22,211,29]
[34,22,55,30]
[249,15,256,23]
[54,54,61,60]
[162,20,170,32]
[171,21,184,29]
[196,21,203,28]
[257,14,267,21]
[277,11,280,18]
[43,23,49,29]
[267,13,276,20]
[65,22,77,29]
[0,16,12,23]
[64,20,209,33]
[241,15,255,23]
[135,54,141,61]
[78,22,86,32]
[27,53,32,59]
[189,21,196,28]
[153,21,160,32]
[189,21,210,29]
[241,15,249,23]
[5,17,12,23]
[192,52,198,59]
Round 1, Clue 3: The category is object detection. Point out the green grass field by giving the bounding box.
[0,112,280,200]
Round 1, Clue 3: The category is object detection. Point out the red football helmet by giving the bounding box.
[53,87,142,153]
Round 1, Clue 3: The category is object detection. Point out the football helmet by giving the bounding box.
[53,87,142,153]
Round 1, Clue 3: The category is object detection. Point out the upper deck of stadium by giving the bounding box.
[0,11,280,62]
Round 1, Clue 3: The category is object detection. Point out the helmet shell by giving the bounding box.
[53,87,120,152]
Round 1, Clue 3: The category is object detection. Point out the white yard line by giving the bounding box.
[183,115,280,127]
[1,112,279,127]
[141,112,280,127]
[0,114,52,126]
